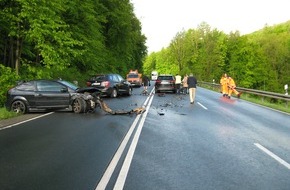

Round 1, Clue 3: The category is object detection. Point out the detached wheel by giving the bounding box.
[72,98,87,113]
[110,88,118,98]
[11,100,27,114]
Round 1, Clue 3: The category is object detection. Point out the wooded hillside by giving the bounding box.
[143,21,290,93]
[0,0,147,80]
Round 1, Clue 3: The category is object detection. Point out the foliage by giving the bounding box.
[0,0,147,78]
[0,64,20,106]
[143,21,290,93]
[0,107,21,120]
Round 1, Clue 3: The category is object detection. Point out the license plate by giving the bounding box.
[161,81,169,84]
[92,82,101,86]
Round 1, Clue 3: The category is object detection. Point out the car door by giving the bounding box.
[116,74,129,93]
[35,80,70,108]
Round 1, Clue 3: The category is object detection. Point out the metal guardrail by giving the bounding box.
[198,81,290,103]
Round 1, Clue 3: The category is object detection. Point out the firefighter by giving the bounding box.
[220,73,229,97]
[227,77,241,98]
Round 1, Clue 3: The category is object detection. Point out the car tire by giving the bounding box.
[127,88,132,96]
[72,98,87,113]
[11,100,28,114]
[110,88,118,98]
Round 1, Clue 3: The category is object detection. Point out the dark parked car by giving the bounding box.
[155,74,176,93]
[5,79,101,114]
[86,74,132,98]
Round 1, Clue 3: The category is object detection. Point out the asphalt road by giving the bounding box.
[0,84,290,190]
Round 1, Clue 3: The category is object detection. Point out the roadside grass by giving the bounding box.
[201,84,290,114]
[0,107,22,120]
[241,95,290,114]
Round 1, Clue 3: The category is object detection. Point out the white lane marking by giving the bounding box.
[0,112,54,131]
[95,89,154,190]
[113,90,154,190]
[254,143,290,170]
[197,102,208,110]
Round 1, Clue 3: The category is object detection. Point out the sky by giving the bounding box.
[130,0,290,53]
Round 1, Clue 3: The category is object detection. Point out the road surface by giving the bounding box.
[1,84,290,190]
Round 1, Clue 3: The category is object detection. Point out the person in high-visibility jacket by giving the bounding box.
[227,77,241,98]
[220,73,229,97]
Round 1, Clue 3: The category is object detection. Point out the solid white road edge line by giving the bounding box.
[254,143,290,170]
[113,89,155,190]
[95,88,154,190]
[197,102,208,110]
[0,112,54,131]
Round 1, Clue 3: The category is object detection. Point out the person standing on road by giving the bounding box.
[142,75,150,95]
[187,73,197,104]
[220,73,229,97]
[175,74,182,94]
[182,74,188,94]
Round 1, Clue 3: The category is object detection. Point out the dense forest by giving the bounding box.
[0,0,289,106]
[0,0,147,105]
[143,21,290,94]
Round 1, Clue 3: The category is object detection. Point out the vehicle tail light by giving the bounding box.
[86,82,91,86]
[156,80,161,84]
[170,80,175,84]
[101,81,110,88]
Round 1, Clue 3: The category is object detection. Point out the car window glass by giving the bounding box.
[58,80,78,91]
[128,74,138,78]
[158,76,169,80]
[117,75,124,81]
[95,75,105,81]
[112,75,119,82]
[16,81,35,91]
[37,81,65,92]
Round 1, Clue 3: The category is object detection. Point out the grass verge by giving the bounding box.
[0,107,22,120]
[241,95,290,114]
[201,84,290,114]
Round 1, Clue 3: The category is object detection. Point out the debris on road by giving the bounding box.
[97,98,146,115]
[157,93,165,97]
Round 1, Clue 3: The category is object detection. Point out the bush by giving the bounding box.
[0,64,20,107]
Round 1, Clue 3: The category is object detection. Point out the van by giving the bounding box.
[151,71,158,81]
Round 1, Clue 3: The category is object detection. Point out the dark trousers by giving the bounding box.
[176,84,181,93]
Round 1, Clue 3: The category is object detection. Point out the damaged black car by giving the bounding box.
[5,79,101,114]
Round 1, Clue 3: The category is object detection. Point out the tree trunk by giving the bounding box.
[15,36,20,75]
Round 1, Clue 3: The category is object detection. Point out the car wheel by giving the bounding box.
[110,88,118,98]
[72,98,87,113]
[127,88,132,96]
[11,100,27,114]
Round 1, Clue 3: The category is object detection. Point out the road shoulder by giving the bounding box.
[0,114,44,129]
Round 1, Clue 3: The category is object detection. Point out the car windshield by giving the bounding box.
[90,75,106,81]
[128,74,139,78]
[58,80,78,91]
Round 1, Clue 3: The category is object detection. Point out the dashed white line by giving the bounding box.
[254,143,290,170]
[197,102,208,110]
